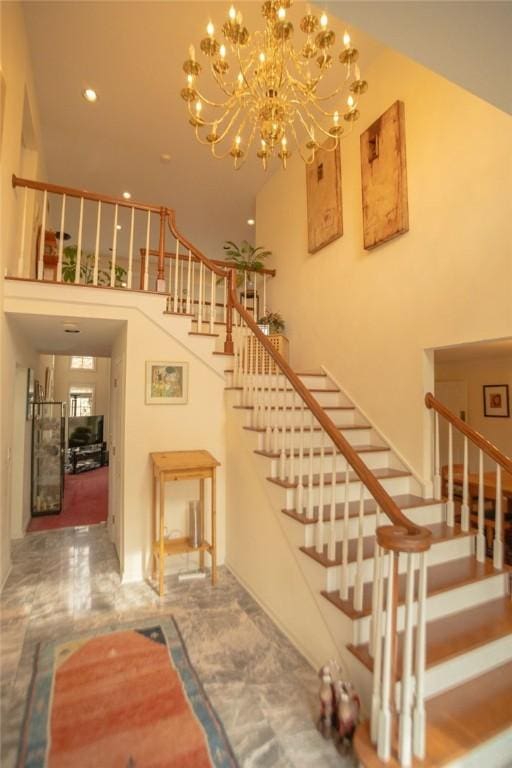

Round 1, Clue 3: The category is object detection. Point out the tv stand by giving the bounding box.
[70,443,108,474]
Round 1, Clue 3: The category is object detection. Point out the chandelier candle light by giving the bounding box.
[181,1,368,170]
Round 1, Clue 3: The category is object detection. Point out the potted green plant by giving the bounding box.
[62,245,127,287]
[222,240,272,287]
[258,311,285,335]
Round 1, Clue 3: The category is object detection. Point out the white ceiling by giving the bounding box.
[22,1,383,257]
[7,313,125,356]
[435,338,512,363]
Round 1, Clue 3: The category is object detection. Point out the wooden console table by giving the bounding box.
[150,450,220,596]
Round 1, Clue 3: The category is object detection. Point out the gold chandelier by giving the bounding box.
[181,1,368,170]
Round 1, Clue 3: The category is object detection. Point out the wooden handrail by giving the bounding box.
[12,175,163,215]
[140,248,277,277]
[230,275,431,554]
[425,392,512,474]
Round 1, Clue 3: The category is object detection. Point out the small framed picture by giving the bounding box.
[483,384,509,418]
[146,361,188,405]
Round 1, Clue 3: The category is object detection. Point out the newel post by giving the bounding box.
[224,268,235,355]
[156,207,167,292]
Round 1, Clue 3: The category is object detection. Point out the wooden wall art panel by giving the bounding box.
[306,141,342,254]
[360,100,409,250]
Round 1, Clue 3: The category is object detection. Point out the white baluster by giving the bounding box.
[253,272,258,320]
[243,270,247,310]
[110,203,118,287]
[399,553,415,767]
[210,269,215,333]
[494,464,503,569]
[37,189,47,280]
[433,411,441,498]
[476,449,486,561]
[316,428,325,555]
[328,441,337,561]
[378,550,395,762]
[288,389,296,483]
[306,410,314,518]
[263,273,267,316]
[461,435,470,531]
[17,186,28,276]
[354,482,365,611]
[198,262,204,331]
[279,375,287,481]
[127,206,134,289]
[143,211,150,291]
[413,551,427,759]
[370,540,384,743]
[174,248,181,312]
[297,397,305,515]
[75,196,84,284]
[340,460,350,600]
[186,250,192,314]
[223,276,227,324]
[191,257,196,316]
[264,364,272,452]
[369,505,381,658]
[272,370,279,455]
[56,193,66,282]
[446,423,454,526]
[167,248,173,297]
[180,252,185,311]
[93,201,101,285]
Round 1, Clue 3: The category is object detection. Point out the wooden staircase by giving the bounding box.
[222,366,512,767]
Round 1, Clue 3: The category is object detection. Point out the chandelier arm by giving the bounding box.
[210,66,242,100]
[187,101,235,127]
[289,121,317,165]
[301,106,340,142]
[192,87,235,109]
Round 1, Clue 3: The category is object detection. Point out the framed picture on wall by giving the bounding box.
[483,384,509,418]
[145,361,188,405]
[306,139,343,254]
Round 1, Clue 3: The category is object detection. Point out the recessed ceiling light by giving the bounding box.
[160,153,171,163]
[83,88,98,103]
[122,191,131,200]
[247,218,255,226]
[62,322,80,334]
[116,224,122,230]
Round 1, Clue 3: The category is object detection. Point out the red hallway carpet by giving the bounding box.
[28,466,108,532]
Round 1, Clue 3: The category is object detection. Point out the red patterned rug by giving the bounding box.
[18,617,238,767]
[28,467,108,532]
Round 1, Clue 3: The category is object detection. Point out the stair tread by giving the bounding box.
[355,657,512,767]
[323,555,506,620]
[225,386,341,394]
[348,596,512,676]
[300,523,474,568]
[283,494,441,526]
[233,404,354,411]
[269,466,410,490]
[244,424,370,433]
[189,331,220,337]
[256,444,389,460]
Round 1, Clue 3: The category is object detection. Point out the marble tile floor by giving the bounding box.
[1,524,355,768]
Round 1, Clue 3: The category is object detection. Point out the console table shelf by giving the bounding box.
[150,450,220,596]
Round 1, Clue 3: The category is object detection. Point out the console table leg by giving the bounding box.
[159,475,165,597]
[151,474,157,581]
[199,478,205,571]
[211,470,217,586]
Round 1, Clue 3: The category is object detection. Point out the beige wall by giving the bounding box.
[256,47,512,484]
[0,1,46,586]
[53,355,111,438]
[436,355,512,471]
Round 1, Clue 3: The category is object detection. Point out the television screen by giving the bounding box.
[68,415,104,448]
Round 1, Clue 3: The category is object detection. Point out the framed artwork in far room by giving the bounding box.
[145,361,188,405]
[483,384,510,418]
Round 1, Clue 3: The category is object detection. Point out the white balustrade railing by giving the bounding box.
[427,391,512,571]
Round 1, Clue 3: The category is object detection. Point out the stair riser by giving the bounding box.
[282,475,414,509]
[256,427,376,452]
[303,503,444,547]
[266,449,392,479]
[322,535,475,592]
[352,571,509,645]
[424,633,512,698]
[243,408,361,430]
